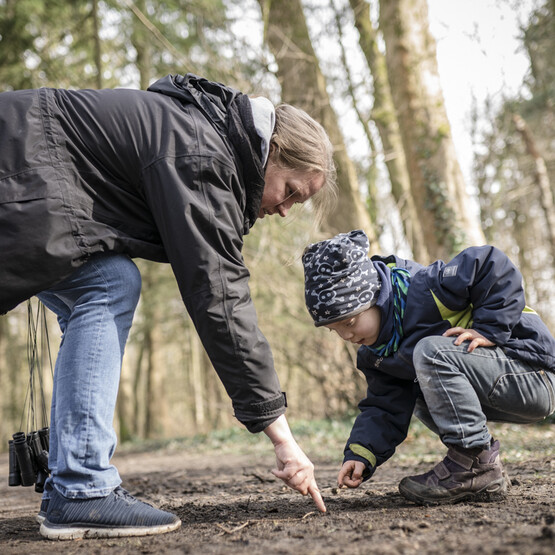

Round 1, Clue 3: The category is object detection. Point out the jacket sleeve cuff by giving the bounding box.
[344,443,377,481]
[233,392,287,433]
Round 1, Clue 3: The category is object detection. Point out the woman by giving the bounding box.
[0,73,336,540]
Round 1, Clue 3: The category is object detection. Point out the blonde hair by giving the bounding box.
[270,104,337,224]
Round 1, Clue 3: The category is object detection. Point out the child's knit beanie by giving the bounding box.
[302,229,381,327]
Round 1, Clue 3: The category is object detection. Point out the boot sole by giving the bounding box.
[40,518,181,540]
[399,477,508,506]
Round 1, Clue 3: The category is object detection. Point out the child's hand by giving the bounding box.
[443,327,495,353]
[337,460,366,488]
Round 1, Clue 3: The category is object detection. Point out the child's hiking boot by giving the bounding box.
[36,498,49,524]
[40,486,181,540]
[398,439,508,505]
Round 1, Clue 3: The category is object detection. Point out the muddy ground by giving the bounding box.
[0,426,554,554]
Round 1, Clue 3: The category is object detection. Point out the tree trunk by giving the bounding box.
[379,0,485,260]
[141,264,168,439]
[91,0,103,89]
[349,0,429,262]
[258,0,376,243]
[132,338,146,436]
[132,0,152,90]
[189,331,206,432]
[513,113,555,258]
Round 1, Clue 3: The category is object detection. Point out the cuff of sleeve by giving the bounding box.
[348,443,377,467]
[344,443,377,481]
[234,392,287,433]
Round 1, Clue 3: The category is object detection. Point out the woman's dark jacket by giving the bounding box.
[0,74,285,432]
[345,246,555,475]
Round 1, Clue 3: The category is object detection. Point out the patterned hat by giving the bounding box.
[302,230,381,327]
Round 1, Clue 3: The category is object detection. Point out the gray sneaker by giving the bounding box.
[398,439,509,505]
[40,486,181,540]
[36,498,49,524]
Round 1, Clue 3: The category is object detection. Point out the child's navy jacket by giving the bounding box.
[344,245,555,476]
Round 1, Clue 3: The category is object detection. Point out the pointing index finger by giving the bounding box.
[308,482,327,513]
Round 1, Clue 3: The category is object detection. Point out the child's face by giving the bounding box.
[324,306,381,346]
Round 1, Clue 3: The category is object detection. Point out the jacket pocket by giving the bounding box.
[0,167,59,203]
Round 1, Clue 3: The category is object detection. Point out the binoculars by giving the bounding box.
[8,427,50,493]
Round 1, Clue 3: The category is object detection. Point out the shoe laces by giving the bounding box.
[112,487,138,505]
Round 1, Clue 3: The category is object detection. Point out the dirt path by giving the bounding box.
[1,438,554,554]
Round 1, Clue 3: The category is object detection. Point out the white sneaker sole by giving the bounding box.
[40,518,181,540]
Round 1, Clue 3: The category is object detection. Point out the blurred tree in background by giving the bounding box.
[473,0,554,328]
[0,0,553,449]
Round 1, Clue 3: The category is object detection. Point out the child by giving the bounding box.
[302,229,555,505]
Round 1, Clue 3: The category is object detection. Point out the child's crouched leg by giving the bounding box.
[397,335,555,505]
[411,335,555,445]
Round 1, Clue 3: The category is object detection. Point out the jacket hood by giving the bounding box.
[148,73,237,135]
[148,74,265,232]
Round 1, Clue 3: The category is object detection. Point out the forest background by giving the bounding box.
[0,0,553,451]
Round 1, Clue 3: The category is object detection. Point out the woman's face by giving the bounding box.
[324,306,382,346]
[259,160,324,219]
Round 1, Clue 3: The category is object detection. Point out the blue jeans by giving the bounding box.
[37,253,141,499]
[413,336,555,450]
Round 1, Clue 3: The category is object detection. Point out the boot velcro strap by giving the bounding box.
[433,461,451,480]
[446,448,474,470]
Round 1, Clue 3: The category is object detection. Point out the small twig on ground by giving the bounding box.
[215,512,321,534]
[245,471,274,483]
[216,521,252,535]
